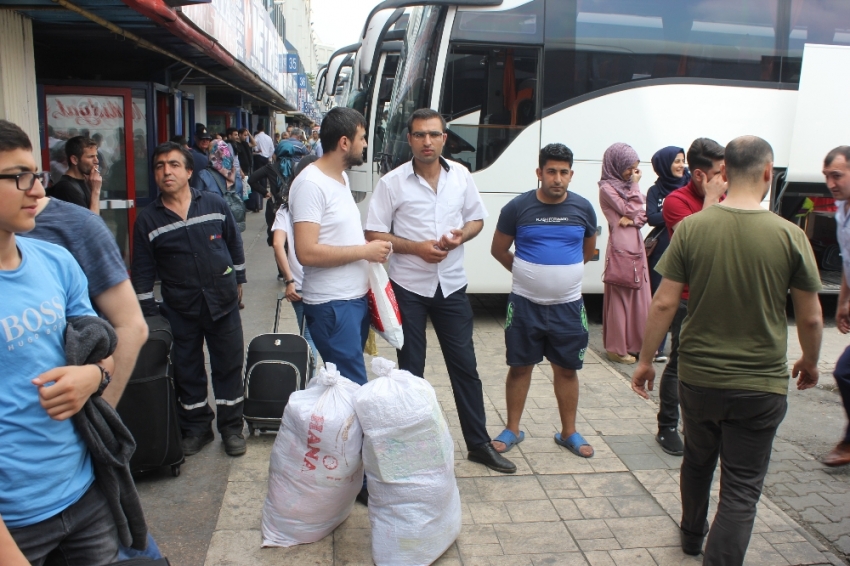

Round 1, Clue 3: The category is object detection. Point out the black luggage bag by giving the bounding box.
[243,293,314,435]
[116,315,185,477]
[246,189,263,212]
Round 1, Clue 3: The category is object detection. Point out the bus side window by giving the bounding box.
[440,46,540,172]
[542,0,850,112]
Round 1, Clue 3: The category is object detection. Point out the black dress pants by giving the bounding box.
[161,300,245,437]
[679,382,787,566]
[391,281,490,450]
[657,299,687,430]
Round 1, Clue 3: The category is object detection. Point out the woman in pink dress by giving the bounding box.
[599,143,652,364]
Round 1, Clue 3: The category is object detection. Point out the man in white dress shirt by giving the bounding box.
[252,123,276,170]
[365,108,516,474]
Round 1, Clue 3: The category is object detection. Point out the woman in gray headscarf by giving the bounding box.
[599,143,652,364]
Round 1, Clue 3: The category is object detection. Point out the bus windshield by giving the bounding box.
[381,5,446,172]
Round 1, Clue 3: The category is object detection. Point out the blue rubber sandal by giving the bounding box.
[555,432,594,458]
[493,429,525,453]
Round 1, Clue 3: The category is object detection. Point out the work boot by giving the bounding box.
[468,442,517,474]
[656,427,684,456]
[223,434,247,456]
[182,430,215,456]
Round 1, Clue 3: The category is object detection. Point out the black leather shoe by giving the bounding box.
[182,430,214,456]
[223,434,247,456]
[468,443,517,474]
[656,428,684,456]
[680,528,704,556]
[355,486,369,506]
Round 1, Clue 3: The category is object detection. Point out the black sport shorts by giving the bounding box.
[504,293,589,369]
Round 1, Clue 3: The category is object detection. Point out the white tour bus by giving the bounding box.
[342,0,850,293]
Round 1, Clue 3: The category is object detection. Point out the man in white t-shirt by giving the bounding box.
[252,124,275,169]
[365,108,515,474]
[271,155,319,362]
[290,107,391,385]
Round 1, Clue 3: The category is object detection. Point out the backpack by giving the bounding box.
[274,140,308,186]
[206,168,247,233]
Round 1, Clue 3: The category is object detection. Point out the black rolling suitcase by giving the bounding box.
[243,292,314,436]
[116,315,185,477]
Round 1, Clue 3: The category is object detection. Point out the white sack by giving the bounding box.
[367,263,405,349]
[354,357,461,566]
[261,363,364,547]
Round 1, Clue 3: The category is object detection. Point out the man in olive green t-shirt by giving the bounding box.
[632,136,823,565]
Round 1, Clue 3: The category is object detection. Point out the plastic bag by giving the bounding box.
[261,363,364,547]
[366,263,404,349]
[353,358,461,566]
[364,328,379,356]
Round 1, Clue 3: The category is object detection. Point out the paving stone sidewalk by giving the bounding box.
[204,310,847,565]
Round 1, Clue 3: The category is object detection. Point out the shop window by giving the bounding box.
[44,92,131,265]
[132,94,150,200]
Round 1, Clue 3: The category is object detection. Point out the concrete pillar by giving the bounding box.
[181,85,207,130]
[0,10,40,166]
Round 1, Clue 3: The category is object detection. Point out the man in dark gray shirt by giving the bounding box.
[23,197,148,406]
[48,136,102,215]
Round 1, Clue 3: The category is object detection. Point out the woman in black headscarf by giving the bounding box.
[645,146,690,362]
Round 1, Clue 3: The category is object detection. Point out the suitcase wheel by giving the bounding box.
[247,422,255,436]
[171,465,181,477]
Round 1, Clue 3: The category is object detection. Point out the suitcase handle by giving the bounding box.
[274,292,315,382]
[274,292,307,338]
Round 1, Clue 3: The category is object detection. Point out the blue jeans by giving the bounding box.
[9,483,120,566]
[303,296,370,385]
[291,294,319,364]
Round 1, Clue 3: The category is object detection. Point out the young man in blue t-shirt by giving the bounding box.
[491,143,598,458]
[0,120,118,564]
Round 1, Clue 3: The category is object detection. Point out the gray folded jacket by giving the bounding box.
[66,315,148,551]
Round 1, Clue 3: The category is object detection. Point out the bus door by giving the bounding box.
[780,43,850,292]
[348,49,400,198]
[367,50,401,190]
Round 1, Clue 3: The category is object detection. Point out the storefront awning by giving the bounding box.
[0,0,295,111]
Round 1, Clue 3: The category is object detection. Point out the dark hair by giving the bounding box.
[686,138,725,173]
[170,135,187,146]
[64,135,98,162]
[539,143,574,169]
[824,146,850,168]
[319,107,367,153]
[151,141,194,172]
[406,108,446,134]
[0,120,32,153]
[724,136,773,184]
[238,127,249,135]
[256,123,266,133]
[225,127,238,137]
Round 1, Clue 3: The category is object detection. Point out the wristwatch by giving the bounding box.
[91,363,112,397]
[283,279,295,286]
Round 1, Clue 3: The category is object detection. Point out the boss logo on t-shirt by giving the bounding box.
[1,297,65,350]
